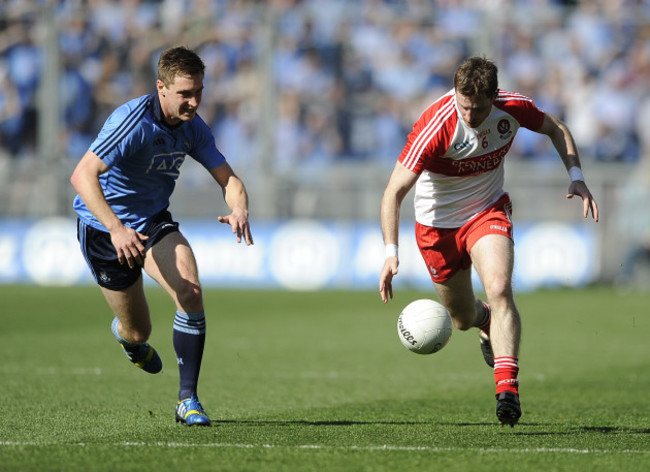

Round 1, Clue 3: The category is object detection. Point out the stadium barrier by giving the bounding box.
[0,218,596,292]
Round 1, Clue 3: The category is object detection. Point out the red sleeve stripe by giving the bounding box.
[402,97,456,170]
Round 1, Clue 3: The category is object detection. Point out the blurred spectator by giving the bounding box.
[588,63,640,162]
[0,60,24,155]
[0,0,648,169]
[0,18,41,157]
[615,157,650,291]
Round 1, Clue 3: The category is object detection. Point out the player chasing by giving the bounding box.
[378,56,599,427]
[71,46,254,426]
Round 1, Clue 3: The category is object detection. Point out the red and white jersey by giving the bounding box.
[399,88,545,228]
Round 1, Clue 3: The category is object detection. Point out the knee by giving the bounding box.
[451,316,474,331]
[446,300,479,331]
[129,329,151,344]
[121,322,152,344]
[447,306,476,331]
[176,279,203,309]
[483,277,512,303]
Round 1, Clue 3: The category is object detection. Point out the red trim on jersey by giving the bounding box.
[399,92,457,173]
[432,141,513,177]
[493,91,545,131]
[398,89,545,177]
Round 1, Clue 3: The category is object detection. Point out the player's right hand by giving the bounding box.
[218,210,254,246]
[566,180,599,222]
[110,225,149,268]
[379,257,399,303]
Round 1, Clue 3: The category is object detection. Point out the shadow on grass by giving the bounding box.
[214,419,431,426]
[511,425,650,436]
[579,426,650,435]
[214,419,534,428]
[214,420,650,436]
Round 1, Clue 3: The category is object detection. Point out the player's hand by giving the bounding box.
[379,257,399,303]
[567,181,599,222]
[218,209,254,245]
[109,225,149,268]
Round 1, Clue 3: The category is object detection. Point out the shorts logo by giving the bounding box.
[429,265,438,277]
[99,271,111,283]
[490,224,509,233]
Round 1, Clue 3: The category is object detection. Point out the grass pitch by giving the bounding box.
[0,285,648,471]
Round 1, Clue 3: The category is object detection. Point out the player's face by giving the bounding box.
[456,92,493,128]
[157,73,204,125]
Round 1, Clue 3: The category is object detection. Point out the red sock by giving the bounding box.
[494,356,519,395]
[478,302,491,335]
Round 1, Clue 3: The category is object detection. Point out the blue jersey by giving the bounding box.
[73,93,226,232]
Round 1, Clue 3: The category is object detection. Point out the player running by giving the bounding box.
[379,56,598,427]
[71,46,253,426]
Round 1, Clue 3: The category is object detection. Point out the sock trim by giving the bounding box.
[494,356,520,394]
[494,356,519,370]
[111,317,130,344]
[174,310,206,335]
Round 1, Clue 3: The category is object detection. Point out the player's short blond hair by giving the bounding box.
[454,57,499,99]
[157,46,205,87]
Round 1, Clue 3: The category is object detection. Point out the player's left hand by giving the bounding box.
[379,257,399,303]
[566,181,599,222]
[218,209,254,245]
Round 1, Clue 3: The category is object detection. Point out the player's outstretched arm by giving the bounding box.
[209,162,254,245]
[537,113,599,222]
[379,162,418,303]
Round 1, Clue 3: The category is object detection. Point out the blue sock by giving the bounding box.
[173,310,206,400]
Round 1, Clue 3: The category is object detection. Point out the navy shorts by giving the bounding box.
[77,209,180,290]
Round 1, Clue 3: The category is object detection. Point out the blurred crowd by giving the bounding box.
[1,0,649,172]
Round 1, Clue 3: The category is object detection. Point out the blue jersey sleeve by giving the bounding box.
[90,97,150,167]
[189,114,226,170]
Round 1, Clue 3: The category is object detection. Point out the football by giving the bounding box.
[397,299,453,354]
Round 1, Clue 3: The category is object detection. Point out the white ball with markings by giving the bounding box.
[397,299,452,354]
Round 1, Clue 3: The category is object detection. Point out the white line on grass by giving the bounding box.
[0,367,105,376]
[1,441,648,455]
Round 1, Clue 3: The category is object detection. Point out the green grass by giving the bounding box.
[0,285,648,471]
